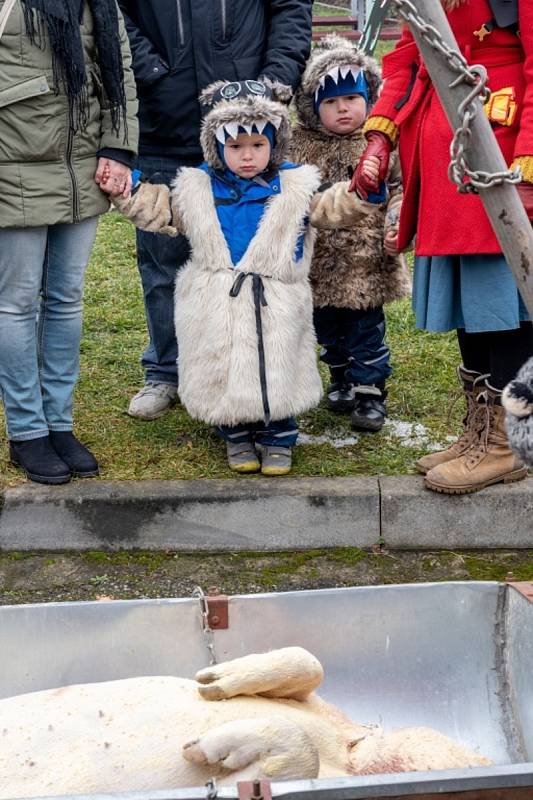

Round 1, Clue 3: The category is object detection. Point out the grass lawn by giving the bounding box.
[0,34,463,489]
[0,213,461,488]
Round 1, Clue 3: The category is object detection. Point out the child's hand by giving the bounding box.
[384,229,399,255]
[361,155,380,183]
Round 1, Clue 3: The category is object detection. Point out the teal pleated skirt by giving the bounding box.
[413,254,530,333]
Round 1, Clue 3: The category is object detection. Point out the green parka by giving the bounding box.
[0,0,138,228]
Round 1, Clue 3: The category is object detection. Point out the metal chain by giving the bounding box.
[205,778,218,800]
[392,0,521,193]
[192,585,218,666]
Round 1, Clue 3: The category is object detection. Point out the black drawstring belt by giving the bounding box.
[229,272,271,425]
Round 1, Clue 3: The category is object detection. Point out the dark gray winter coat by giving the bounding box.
[118,0,313,159]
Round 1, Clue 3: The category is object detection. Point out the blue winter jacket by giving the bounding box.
[201,163,306,266]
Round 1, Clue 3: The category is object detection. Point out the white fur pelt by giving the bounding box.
[173,166,324,426]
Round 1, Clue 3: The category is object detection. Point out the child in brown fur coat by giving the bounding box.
[291,36,411,431]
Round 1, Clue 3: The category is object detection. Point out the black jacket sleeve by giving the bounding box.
[260,0,313,91]
[117,1,169,87]
[97,148,136,169]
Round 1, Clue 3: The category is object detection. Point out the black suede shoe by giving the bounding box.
[49,431,99,478]
[350,386,387,432]
[326,382,357,412]
[10,437,71,485]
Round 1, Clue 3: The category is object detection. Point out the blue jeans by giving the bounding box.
[313,305,392,388]
[136,155,193,386]
[217,418,299,448]
[0,218,98,441]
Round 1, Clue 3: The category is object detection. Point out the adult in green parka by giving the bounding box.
[0,0,138,484]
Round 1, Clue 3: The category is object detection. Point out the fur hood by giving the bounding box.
[199,80,292,171]
[294,35,382,131]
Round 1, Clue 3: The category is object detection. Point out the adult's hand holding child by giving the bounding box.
[95,158,132,199]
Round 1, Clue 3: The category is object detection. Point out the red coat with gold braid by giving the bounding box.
[366,0,533,255]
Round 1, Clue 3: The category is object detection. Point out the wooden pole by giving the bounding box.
[399,0,533,317]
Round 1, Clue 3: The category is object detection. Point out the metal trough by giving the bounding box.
[1,581,533,799]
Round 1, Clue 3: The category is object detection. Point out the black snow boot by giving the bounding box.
[351,385,388,432]
[49,431,99,478]
[326,367,356,412]
[10,436,71,485]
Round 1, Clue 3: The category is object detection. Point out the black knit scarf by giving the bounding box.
[22,0,127,136]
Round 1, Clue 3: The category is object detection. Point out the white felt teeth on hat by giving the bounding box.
[326,66,340,84]
[341,64,360,81]
[319,76,326,90]
[255,119,267,134]
[271,115,282,130]
[243,123,253,135]
[224,122,239,140]
[215,126,227,144]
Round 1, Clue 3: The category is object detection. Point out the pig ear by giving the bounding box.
[199,81,229,108]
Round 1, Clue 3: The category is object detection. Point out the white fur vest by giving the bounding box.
[173,166,324,426]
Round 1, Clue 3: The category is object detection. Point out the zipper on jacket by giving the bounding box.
[220,0,227,40]
[66,125,81,223]
[176,0,185,46]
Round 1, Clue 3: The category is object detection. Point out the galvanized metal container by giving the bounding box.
[1,582,532,799]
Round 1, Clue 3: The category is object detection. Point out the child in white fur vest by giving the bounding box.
[115,80,371,475]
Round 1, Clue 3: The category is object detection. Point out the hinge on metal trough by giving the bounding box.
[507,581,533,604]
[205,587,229,630]
[237,779,272,800]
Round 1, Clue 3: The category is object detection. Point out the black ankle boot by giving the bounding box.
[351,386,387,432]
[9,437,71,485]
[327,382,357,412]
[49,431,99,478]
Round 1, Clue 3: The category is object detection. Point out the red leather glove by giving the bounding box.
[517,182,533,221]
[349,131,393,200]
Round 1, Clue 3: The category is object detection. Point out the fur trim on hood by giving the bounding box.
[294,35,382,131]
[199,79,291,171]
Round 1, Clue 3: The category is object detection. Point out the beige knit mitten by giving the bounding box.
[114,183,178,236]
[310,181,375,229]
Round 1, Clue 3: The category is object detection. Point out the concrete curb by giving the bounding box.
[0,476,531,552]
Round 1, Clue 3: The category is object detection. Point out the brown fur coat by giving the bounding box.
[290,36,411,311]
[291,126,411,311]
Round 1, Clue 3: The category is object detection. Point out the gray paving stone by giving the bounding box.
[0,478,380,551]
[380,476,533,549]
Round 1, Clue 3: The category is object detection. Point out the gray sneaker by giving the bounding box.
[226,441,260,473]
[260,445,292,476]
[128,382,178,420]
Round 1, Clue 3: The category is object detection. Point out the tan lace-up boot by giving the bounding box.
[416,366,486,474]
[424,381,528,494]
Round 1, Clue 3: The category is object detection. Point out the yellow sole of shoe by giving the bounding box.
[424,467,528,495]
[229,461,261,474]
[261,467,291,476]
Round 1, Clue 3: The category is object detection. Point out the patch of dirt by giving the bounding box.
[1,548,532,605]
